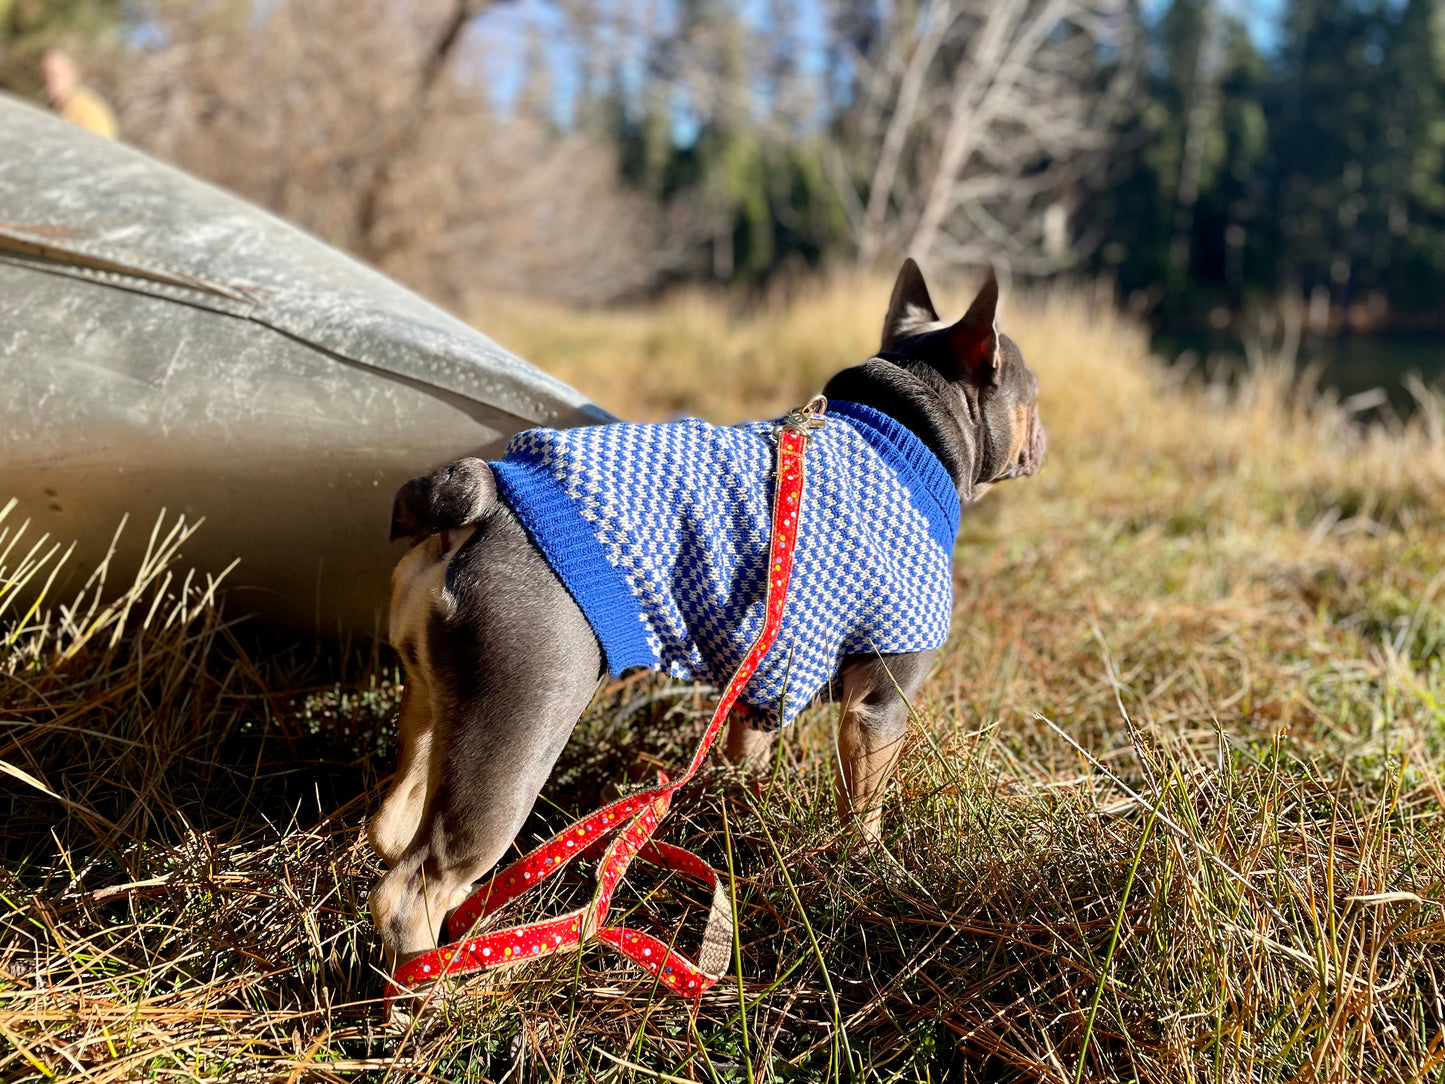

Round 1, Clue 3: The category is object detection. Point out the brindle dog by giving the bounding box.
[369,260,1045,974]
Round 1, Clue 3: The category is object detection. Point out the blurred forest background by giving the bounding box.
[3,0,1445,359]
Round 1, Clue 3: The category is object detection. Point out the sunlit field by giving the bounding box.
[4,276,1445,1082]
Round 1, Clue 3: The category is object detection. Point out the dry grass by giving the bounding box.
[4,276,1445,1081]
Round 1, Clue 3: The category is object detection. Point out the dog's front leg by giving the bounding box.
[833,651,933,840]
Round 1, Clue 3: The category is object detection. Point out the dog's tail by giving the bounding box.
[390,458,499,543]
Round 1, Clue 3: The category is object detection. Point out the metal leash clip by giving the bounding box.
[782,394,829,441]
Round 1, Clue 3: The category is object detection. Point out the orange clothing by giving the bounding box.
[58,86,118,139]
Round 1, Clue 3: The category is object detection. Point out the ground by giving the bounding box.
[3,277,1444,1081]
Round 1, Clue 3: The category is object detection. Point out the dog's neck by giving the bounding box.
[822,359,980,505]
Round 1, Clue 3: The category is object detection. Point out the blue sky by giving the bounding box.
[1148,0,1288,51]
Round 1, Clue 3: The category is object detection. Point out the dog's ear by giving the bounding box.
[943,269,1000,385]
[881,258,939,351]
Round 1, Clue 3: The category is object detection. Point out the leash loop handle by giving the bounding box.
[386,404,822,1006]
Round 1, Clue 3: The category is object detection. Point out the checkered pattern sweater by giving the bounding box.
[489,401,960,728]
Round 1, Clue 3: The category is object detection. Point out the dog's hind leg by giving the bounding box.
[369,676,436,868]
[833,650,934,840]
[369,529,475,868]
[723,712,775,767]
[369,511,603,971]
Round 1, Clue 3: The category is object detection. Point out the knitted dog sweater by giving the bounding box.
[489,401,961,729]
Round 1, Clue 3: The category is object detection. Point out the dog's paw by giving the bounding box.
[384,982,446,1035]
[386,974,499,1035]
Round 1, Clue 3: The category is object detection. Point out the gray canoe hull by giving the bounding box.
[0,94,610,636]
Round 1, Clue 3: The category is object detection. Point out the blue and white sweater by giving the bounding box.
[489,401,960,729]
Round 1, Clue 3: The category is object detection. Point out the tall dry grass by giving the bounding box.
[3,277,1445,1081]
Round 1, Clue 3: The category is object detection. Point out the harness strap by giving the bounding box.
[385,398,825,1006]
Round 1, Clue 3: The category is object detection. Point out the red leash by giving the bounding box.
[386,397,827,1007]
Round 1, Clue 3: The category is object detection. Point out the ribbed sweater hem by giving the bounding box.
[490,458,658,677]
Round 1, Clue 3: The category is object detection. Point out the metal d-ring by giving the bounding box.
[782,394,828,438]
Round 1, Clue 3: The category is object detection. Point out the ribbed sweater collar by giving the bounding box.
[827,400,962,551]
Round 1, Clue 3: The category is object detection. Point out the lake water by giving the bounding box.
[1152,331,1445,416]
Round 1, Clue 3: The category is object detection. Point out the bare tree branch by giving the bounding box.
[103,0,667,306]
[354,0,495,263]
[834,0,1132,275]
[858,0,956,268]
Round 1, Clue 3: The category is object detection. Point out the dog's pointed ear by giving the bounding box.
[881,258,939,351]
[945,269,1000,384]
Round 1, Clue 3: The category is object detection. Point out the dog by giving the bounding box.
[368,259,1045,974]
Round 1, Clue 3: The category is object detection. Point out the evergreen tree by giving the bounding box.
[1386,0,1445,315]
[1271,0,1397,320]
[1086,1,1269,315]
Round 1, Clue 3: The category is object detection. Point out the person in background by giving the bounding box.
[40,48,118,140]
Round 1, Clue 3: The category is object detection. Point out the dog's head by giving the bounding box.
[876,259,1045,495]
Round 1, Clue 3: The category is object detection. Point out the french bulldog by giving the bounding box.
[368,259,1045,974]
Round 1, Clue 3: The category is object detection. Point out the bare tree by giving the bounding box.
[99,0,666,305]
[351,0,493,265]
[835,0,1134,274]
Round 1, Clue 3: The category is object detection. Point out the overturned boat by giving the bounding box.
[0,93,609,637]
